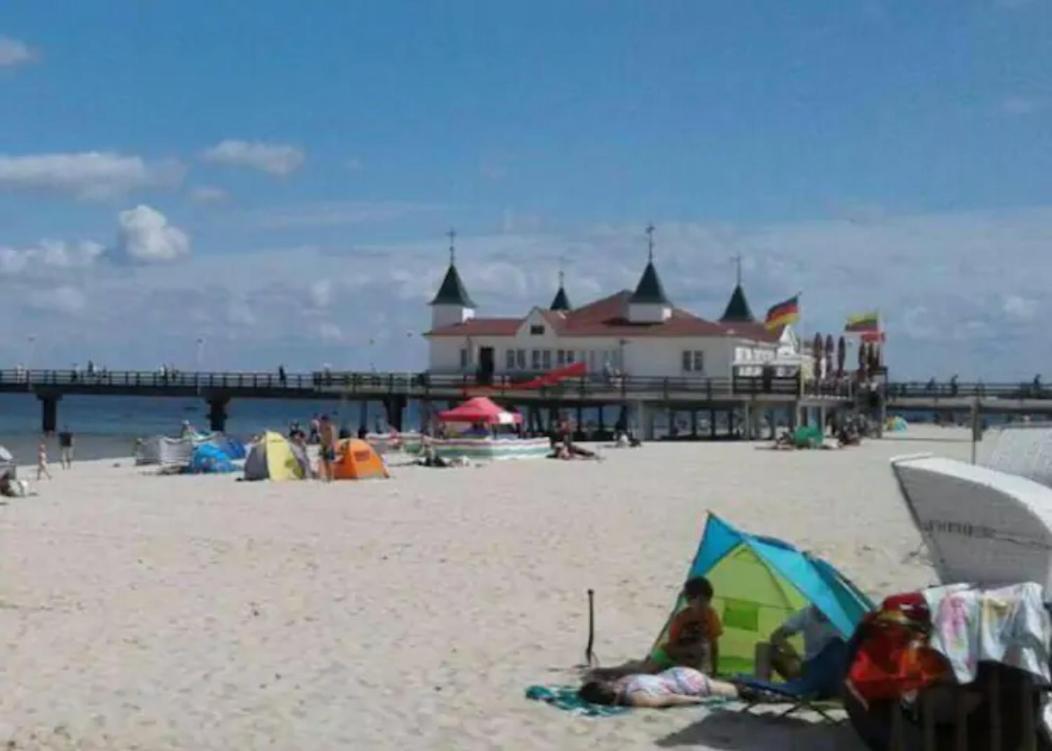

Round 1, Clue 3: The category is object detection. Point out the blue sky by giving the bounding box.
[1,1,1051,377]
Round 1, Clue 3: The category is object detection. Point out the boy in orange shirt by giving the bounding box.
[584,576,723,682]
[651,576,723,674]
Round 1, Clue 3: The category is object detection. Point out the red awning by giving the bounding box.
[437,397,523,425]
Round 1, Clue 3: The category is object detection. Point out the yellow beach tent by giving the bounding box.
[243,431,308,481]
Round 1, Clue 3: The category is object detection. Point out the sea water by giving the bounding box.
[0,393,419,463]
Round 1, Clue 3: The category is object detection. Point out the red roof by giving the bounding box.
[426,291,780,341]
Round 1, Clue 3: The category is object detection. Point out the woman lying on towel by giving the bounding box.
[578,666,741,708]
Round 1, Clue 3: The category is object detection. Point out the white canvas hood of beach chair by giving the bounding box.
[978,422,1052,490]
[0,445,14,477]
[892,454,1052,597]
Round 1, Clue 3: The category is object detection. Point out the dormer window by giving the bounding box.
[530,324,545,335]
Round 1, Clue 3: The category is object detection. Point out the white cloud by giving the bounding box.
[251,200,441,229]
[1001,96,1041,116]
[115,205,190,264]
[24,285,86,315]
[226,299,256,327]
[1003,294,1038,321]
[309,279,333,308]
[201,139,304,176]
[0,239,105,276]
[4,206,1052,377]
[189,186,229,204]
[0,152,183,200]
[0,36,36,68]
[318,322,344,342]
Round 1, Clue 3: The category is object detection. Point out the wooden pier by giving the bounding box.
[0,368,853,437]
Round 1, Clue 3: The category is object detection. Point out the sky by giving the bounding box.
[1,1,1051,378]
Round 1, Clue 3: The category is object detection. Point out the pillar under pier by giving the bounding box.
[385,396,406,432]
[39,394,61,434]
[207,397,229,433]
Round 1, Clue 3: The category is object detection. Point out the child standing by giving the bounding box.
[37,438,52,480]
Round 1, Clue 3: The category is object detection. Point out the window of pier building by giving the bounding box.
[682,350,705,373]
[530,324,545,336]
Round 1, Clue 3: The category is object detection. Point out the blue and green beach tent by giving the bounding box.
[652,514,874,675]
[187,443,236,474]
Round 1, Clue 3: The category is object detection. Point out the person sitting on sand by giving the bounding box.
[652,576,722,674]
[590,577,723,680]
[579,666,741,708]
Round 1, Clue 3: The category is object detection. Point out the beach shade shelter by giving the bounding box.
[332,438,389,480]
[0,445,13,478]
[206,434,246,460]
[437,397,523,426]
[892,455,1052,597]
[187,443,236,474]
[792,425,824,449]
[243,431,307,481]
[651,514,874,676]
[135,435,195,466]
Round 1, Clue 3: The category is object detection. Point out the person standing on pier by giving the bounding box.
[58,427,74,469]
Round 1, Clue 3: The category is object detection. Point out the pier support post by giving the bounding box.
[691,409,698,438]
[38,394,61,434]
[359,401,369,434]
[206,397,229,433]
[598,405,606,434]
[710,407,717,439]
[385,396,406,432]
[637,401,655,441]
[743,403,753,440]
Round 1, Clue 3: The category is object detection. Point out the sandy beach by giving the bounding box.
[0,427,971,750]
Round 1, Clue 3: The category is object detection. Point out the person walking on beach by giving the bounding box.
[318,414,337,482]
[58,427,74,469]
[37,438,52,480]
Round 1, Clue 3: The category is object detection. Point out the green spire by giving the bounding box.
[550,269,571,311]
[630,261,670,304]
[720,284,755,322]
[430,228,476,307]
[630,223,670,305]
[430,264,476,307]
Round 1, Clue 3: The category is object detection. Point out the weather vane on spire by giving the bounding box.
[645,223,655,262]
[447,228,456,265]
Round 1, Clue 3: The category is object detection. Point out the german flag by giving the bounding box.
[764,295,800,331]
[845,311,880,332]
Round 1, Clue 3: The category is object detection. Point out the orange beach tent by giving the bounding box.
[332,438,389,480]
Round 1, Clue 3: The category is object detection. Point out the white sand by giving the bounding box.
[0,428,972,750]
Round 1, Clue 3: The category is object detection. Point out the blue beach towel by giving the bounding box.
[525,685,628,717]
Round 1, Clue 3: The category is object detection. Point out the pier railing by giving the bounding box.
[886,381,1051,400]
[0,368,833,400]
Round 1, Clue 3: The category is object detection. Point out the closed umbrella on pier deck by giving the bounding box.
[836,336,846,377]
[812,333,824,376]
